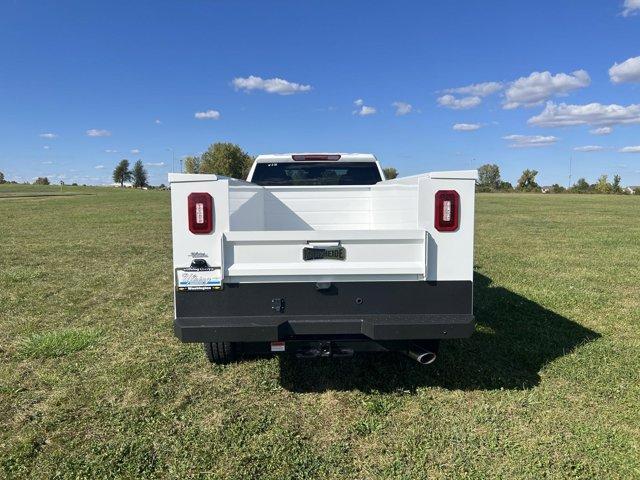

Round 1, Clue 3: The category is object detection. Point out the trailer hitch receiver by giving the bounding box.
[295,341,354,359]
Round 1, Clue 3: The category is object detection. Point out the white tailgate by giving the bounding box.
[223,229,427,283]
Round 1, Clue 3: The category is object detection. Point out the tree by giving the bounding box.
[132,160,148,188]
[612,174,622,194]
[184,156,201,174]
[199,142,253,179]
[498,181,513,191]
[477,164,501,190]
[570,178,590,193]
[113,159,132,187]
[34,177,50,185]
[383,167,398,180]
[0,171,5,184]
[550,184,566,193]
[595,174,612,194]
[516,169,540,192]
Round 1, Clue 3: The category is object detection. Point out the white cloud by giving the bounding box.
[86,129,111,137]
[590,126,613,135]
[438,82,501,110]
[437,94,482,109]
[392,101,412,116]
[95,165,105,169]
[131,149,141,154]
[194,110,220,120]
[43,145,50,150]
[358,106,377,116]
[503,70,590,109]
[154,119,162,124]
[609,56,640,84]
[42,160,53,164]
[352,99,376,116]
[42,173,66,181]
[146,162,166,167]
[444,81,503,97]
[528,101,640,127]
[619,145,640,153]
[232,75,312,95]
[105,149,118,153]
[39,132,57,139]
[453,123,481,131]
[573,145,604,152]
[622,0,640,16]
[502,134,559,148]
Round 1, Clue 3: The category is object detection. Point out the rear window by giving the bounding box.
[251,162,382,186]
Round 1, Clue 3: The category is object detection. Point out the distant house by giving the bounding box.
[111,182,133,188]
[541,186,551,194]
[624,186,639,194]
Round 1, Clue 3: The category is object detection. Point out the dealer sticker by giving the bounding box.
[176,267,222,291]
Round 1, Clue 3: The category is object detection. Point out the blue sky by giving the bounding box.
[1,0,639,186]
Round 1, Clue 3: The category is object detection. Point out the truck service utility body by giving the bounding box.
[169,153,477,362]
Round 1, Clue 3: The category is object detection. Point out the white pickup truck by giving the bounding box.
[169,153,477,364]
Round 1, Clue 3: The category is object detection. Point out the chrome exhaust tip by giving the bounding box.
[406,348,437,365]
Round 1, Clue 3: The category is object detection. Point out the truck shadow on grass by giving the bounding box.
[278,272,599,393]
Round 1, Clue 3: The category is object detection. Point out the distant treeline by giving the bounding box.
[3,155,636,195]
[476,164,639,194]
[0,173,49,185]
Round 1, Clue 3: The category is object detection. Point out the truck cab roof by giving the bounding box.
[253,153,378,163]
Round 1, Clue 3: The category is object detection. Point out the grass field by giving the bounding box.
[1,186,639,479]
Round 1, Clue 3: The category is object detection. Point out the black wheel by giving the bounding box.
[203,342,237,364]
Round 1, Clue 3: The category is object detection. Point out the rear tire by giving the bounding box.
[203,342,237,364]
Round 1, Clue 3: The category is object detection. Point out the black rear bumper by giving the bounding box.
[174,280,473,343]
[175,313,474,342]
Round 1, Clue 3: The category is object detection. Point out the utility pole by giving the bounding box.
[568,154,572,189]
[167,147,175,172]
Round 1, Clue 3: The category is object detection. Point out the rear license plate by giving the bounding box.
[176,267,222,291]
[303,246,346,261]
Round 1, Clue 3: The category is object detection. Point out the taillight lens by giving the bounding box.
[434,190,459,232]
[188,192,213,234]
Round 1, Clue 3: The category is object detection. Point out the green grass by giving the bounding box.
[18,328,102,359]
[0,184,102,198]
[0,186,639,479]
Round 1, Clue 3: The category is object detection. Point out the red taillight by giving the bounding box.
[434,190,459,232]
[188,192,213,234]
